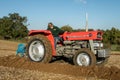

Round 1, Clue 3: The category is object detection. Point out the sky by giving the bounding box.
[0,0,120,30]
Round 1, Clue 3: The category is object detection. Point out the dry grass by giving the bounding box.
[0,40,19,57]
[0,40,19,50]
[0,66,98,80]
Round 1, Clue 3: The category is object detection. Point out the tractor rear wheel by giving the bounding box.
[73,48,96,66]
[26,35,52,63]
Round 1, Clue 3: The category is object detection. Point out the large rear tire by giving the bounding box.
[26,35,52,63]
[73,48,96,66]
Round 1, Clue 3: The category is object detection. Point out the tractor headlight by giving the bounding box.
[94,43,103,48]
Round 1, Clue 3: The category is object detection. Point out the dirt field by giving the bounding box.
[0,40,120,80]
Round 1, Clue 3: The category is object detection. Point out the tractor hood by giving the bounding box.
[62,31,103,41]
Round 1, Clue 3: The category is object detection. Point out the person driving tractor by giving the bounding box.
[47,22,64,48]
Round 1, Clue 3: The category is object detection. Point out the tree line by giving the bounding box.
[103,27,120,44]
[0,13,28,40]
[0,13,120,45]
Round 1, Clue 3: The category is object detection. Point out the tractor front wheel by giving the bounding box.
[26,35,52,63]
[73,48,96,66]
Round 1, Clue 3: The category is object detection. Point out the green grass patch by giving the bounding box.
[111,44,120,51]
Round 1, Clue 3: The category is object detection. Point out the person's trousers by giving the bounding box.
[54,37,61,48]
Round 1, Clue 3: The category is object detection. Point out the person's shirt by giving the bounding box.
[47,26,64,37]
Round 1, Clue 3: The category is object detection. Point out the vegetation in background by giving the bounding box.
[102,27,120,51]
[103,27,120,44]
[0,13,28,40]
[61,25,73,32]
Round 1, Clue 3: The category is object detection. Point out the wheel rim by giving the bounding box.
[76,53,91,66]
[29,40,45,62]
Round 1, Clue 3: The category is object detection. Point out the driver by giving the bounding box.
[47,22,64,48]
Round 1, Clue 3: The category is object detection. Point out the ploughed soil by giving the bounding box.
[0,40,120,80]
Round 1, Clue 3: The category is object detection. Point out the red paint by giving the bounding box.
[29,30,103,56]
[62,31,103,41]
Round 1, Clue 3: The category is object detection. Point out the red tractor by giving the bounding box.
[26,30,110,66]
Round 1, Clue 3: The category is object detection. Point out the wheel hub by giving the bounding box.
[29,40,45,62]
[77,53,90,66]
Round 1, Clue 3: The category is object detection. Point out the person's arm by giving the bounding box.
[55,26,65,34]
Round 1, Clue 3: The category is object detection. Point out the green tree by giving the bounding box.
[61,25,73,32]
[110,27,120,44]
[103,29,111,44]
[0,13,28,39]
[103,27,120,44]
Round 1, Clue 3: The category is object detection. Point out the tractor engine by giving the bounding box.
[56,40,106,58]
[56,41,88,57]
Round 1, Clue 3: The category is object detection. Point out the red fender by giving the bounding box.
[29,30,56,56]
